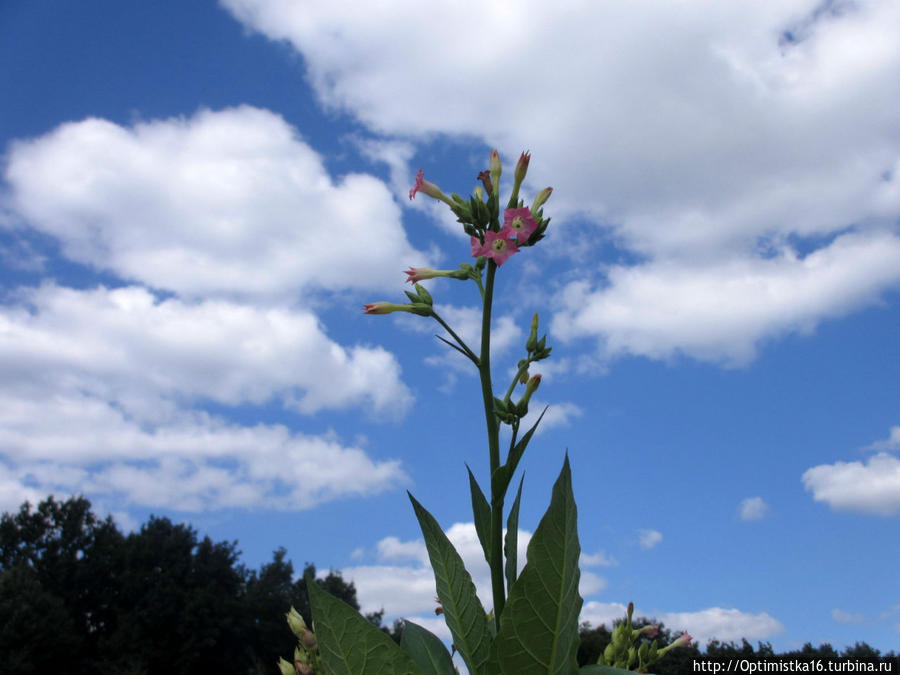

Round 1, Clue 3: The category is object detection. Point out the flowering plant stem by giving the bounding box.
[284,150,692,675]
[478,260,506,626]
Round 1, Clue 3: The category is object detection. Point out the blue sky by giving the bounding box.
[2,0,899,658]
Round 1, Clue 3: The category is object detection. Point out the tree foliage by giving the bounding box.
[0,496,377,674]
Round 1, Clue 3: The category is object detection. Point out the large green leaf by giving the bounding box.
[490,455,582,674]
[409,492,493,675]
[400,620,457,675]
[504,475,524,595]
[468,465,493,568]
[305,569,421,675]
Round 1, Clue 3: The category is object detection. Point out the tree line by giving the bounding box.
[1,496,895,674]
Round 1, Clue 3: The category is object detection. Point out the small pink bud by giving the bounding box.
[514,151,530,185]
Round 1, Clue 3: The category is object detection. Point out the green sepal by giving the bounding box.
[414,283,433,306]
[467,465,493,568]
[504,475,524,595]
[400,620,457,675]
[405,290,421,304]
[489,455,582,674]
[408,493,493,675]
[305,569,421,674]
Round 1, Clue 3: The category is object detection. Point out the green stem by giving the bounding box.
[479,260,505,627]
[503,360,532,403]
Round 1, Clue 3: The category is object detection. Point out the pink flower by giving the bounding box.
[472,228,519,266]
[504,207,539,243]
[404,267,440,284]
[672,632,693,648]
[409,169,452,204]
[363,302,400,314]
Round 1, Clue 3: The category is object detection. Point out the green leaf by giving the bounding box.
[400,620,457,675]
[504,475,524,595]
[468,465,493,568]
[409,492,493,675]
[305,569,421,675]
[493,406,548,497]
[490,455,582,674]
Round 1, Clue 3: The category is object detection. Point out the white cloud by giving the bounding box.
[0,283,413,511]
[581,550,618,567]
[0,283,411,421]
[865,426,900,452]
[551,231,900,367]
[2,106,427,300]
[638,529,663,550]
[739,497,770,521]
[658,607,784,645]
[802,452,900,516]
[831,609,864,624]
[519,398,583,435]
[222,0,900,364]
[0,394,407,511]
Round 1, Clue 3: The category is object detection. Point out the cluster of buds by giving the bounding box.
[408,149,553,263]
[278,607,321,675]
[599,602,693,673]
[493,312,552,424]
[365,149,552,322]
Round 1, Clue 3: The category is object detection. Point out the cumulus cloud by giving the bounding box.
[0,283,413,511]
[2,106,427,300]
[638,529,663,550]
[658,607,784,645]
[739,497,770,521]
[0,394,407,511]
[0,283,411,420]
[222,0,900,364]
[802,452,900,516]
[551,232,900,366]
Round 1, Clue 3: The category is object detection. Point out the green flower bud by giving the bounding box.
[603,643,616,664]
[286,606,307,636]
[277,657,296,675]
[413,283,433,306]
[531,187,553,213]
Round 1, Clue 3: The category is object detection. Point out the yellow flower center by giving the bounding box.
[492,239,507,252]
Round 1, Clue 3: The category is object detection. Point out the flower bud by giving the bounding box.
[477,170,493,196]
[514,151,530,185]
[526,313,539,351]
[489,149,502,194]
[414,283,433,306]
[299,627,317,650]
[286,606,307,637]
[278,657,296,675]
[531,187,553,213]
[474,185,484,201]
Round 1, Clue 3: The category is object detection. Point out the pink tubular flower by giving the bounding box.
[404,267,440,284]
[672,632,693,648]
[472,228,519,266]
[504,207,539,243]
[363,302,400,314]
[409,169,452,205]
